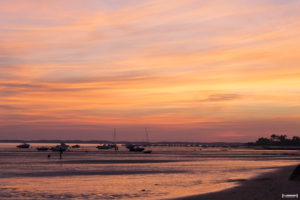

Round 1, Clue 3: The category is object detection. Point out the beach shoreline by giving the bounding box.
[169,164,300,200]
[1,145,300,200]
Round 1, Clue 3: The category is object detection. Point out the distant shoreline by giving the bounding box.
[170,164,300,200]
[0,140,244,146]
[2,141,300,150]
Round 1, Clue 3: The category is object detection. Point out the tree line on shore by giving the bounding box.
[248,134,300,146]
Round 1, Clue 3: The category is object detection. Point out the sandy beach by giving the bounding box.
[1,143,300,199]
[172,164,300,200]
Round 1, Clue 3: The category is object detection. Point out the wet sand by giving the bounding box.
[1,144,300,199]
[171,164,300,200]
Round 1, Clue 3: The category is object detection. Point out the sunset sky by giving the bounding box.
[1,0,300,142]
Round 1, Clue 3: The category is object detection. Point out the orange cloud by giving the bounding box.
[1,0,300,141]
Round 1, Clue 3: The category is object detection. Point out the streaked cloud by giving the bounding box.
[0,0,300,141]
[202,94,242,102]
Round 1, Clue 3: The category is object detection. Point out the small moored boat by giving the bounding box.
[51,143,69,152]
[143,150,152,154]
[72,144,80,148]
[16,143,30,149]
[97,144,116,150]
[37,146,49,151]
[126,144,145,152]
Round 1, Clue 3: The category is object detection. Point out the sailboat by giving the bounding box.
[126,144,145,152]
[143,128,152,154]
[97,128,118,150]
[125,128,152,153]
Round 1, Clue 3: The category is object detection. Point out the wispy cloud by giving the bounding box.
[1,0,300,141]
[202,94,242,102]
[0,104,19,110]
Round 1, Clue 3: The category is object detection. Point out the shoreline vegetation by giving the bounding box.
[247,134,300,150]
[171,164,300,200]
[248,134,300,146]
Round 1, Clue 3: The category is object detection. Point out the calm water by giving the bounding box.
[0,143,299,199]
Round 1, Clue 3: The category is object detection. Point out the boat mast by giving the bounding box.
[113,128,116,144]
[145,128,150,145]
